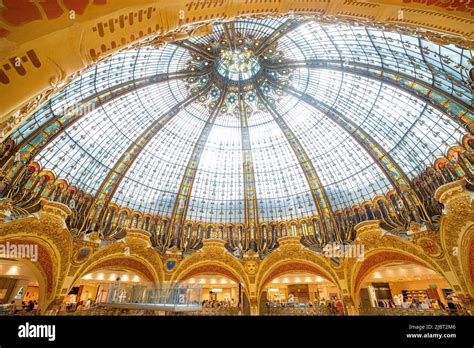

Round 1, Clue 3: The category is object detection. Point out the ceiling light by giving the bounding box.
[6,266,19,276]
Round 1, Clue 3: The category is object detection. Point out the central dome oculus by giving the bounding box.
[216,48,261,81]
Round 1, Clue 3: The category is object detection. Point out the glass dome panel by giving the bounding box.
[8,16,471,227]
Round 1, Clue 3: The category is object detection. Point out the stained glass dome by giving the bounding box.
[8,16,473,233]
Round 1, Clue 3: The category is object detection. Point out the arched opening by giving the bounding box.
[62,268,150,315]
[358,262,466,315]
[258,262,342,316]
[178,265,246,315]
[0,258,42,315]
[181,274,240,314]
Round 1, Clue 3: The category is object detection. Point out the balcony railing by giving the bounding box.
[172,307,241,316]
[262,305,343,316]
[359,307,451,316]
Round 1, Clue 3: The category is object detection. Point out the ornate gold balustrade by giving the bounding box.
[360,307,450,316]
[58,307,153,316]
[262,306,343,316]
[182,307,241,316]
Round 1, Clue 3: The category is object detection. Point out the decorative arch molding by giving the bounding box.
[349,248,451,305]
[255,258,343,311]
[79,256,157,283]
[255,238,341,297]
[468,234,474,286]
[456,225,474,295]
[258,260,340,293]
[348,220,456,299]
[176,263,241,284]
[436,179,474,296]
[172,258,251,301]
[0,201,75,308]
[170,240,250,290]
[1,0,473,139]
[0,237,53,311]
[70,241,164,288]
[0,232,72,312]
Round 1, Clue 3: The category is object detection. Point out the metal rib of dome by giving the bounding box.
[5,16,473,252]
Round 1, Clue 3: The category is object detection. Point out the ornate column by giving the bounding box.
[40,199,72,223]
[30,201,73,315]
[354,220,384,241]
[435,179,474,313]
[124,228,153,247]
[242,249,260,315]
[349,220,386,314]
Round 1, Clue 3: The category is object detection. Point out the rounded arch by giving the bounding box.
[177,263,241,284]
[173,258,249,288]
[171,242,250,293]
[72,255,159,293]
[459,225,474,293]
[0,205,75,295]
[259,260,340,292]
[256,237,341,292]
[71,233,165,292]
[173,260,251,302]
[351,248,451,306]
[2,257,48,314]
